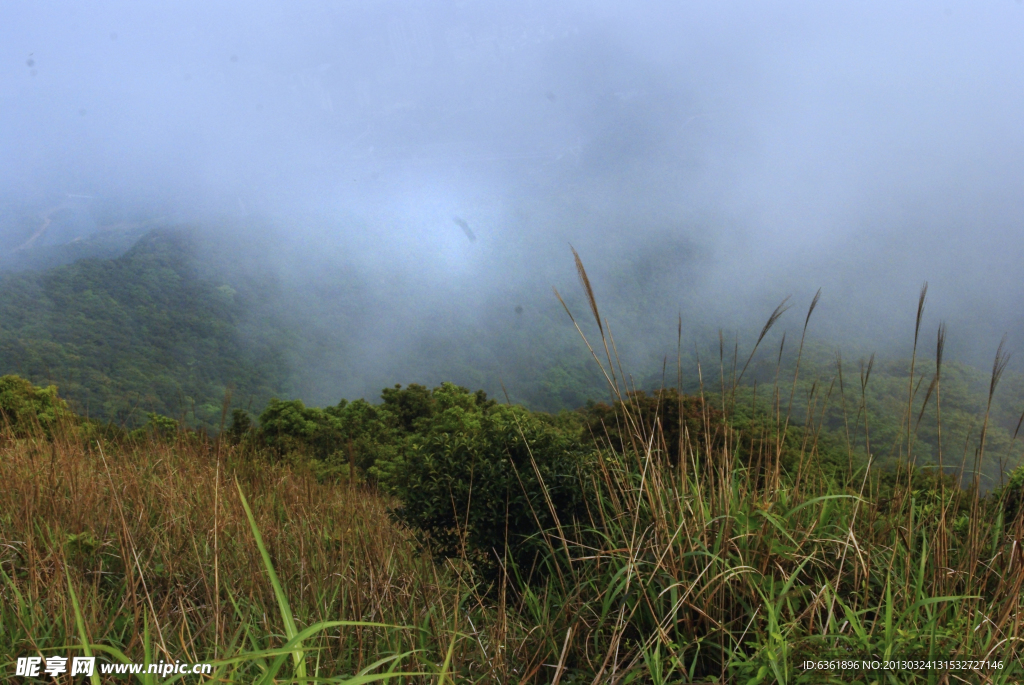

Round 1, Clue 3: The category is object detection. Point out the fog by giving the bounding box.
[3,1,1024,404]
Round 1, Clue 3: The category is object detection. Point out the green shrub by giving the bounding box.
[256,396,400,478]
[227,408,254,444]
[258,398,339,459]
[326,398,398,477]
[386,383,595,579]
[997,463,1024,524]
[127,413,180,442]
[379,383,435,431]
[0,374,74,438]
[76,418,130,446]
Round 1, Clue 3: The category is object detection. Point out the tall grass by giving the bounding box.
[543,264,1023,682]
[2,259,1024,682]
[0,432,476,681]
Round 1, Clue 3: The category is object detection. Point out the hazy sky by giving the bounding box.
[3,0,1024,390]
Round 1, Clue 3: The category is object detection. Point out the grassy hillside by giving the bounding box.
[3,252,1023,679]
[3,357,1023,682]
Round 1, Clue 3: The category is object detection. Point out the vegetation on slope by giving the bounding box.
[0,228,288,427]
[4,237,1024,681]
[4,294,1024,682]
[3,221,1024,473]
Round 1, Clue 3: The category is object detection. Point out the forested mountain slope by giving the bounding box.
[0,229,288,425]
[2,221,1023,496]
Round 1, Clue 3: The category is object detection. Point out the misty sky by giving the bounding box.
[3,1,1024,388]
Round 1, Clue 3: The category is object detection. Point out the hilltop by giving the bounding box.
[0,228,288,425]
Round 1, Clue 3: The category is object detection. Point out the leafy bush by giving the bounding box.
[227,408,254,444]
[258,398,335,458]
[386,382,595,578]
[256,397,387,475]
[0,374,74,437]
[251,383,596,570]
[379,383,435,431]
[326,398,398,477]
[126,413,184,443]
[997,463,1024,524]
[253,385,443,481]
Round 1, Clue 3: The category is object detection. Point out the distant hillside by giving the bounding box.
[0,224,151,273]
[0,199,171,273]
[1,219,1022,493]
[0,228,289,426]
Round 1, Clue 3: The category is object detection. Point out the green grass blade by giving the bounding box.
[235,477,307,680]
[64,565,102,685]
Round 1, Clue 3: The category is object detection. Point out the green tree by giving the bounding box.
[386,382,594,579]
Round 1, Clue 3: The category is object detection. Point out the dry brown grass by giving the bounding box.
[0,431,506,681]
